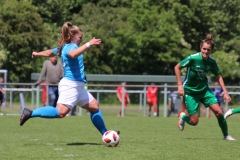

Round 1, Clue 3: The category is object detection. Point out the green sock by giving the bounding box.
[232,108,240,114]
[182,114,191,125]
[217,114,228,136]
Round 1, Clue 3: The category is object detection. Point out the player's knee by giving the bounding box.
[212,108,222,116]
[57,110,69,118]
[86,99,99,112]
[190,116,199,126]
[215,111,223,117]
[56,104,71,118]
[191,120,198,126]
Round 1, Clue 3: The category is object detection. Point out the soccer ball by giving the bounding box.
[102,130,120,147]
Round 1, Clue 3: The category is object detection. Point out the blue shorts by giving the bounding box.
[217,97,223,106]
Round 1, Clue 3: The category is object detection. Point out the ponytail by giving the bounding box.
[57,22,82,55]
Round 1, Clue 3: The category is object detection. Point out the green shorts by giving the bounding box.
[183,89,218,115]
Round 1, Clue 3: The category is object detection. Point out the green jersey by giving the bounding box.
[180,52,220,94]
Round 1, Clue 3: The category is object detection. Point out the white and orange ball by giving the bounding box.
[102,130,120,147]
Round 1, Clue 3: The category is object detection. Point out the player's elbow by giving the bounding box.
[46,50,54,56]
[174,64,182,74]
[68,53,78,58]
[174,64,181,70]
[68,50,80,58]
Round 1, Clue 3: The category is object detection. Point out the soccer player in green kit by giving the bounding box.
[175,34,235,140]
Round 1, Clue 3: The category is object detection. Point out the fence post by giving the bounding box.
[97,92,100,103]
[206,107,209,118]
[31,85,35,110]
[121,83,124,117]
[19,93,25,114]
[36,85,40,108]
[143,86,147,117]
[78,106,82,116]
[10,91,12,108]
[164,83,168,117]
[225,101,228,111]
[139,92,142,110]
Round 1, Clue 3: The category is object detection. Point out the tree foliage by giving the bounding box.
[0,0,51,82]
[0,0,240,84]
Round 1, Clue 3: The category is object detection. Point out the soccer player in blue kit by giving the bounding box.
[20,22,117,136]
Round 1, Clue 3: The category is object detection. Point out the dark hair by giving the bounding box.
[200,34,214,50]
[57,22,82,55]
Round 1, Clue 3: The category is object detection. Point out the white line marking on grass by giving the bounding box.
[45,143,53,146]
[30,139,39,141]
[54,148,63,151]
[65,154,74,157]
[21,136,29,139]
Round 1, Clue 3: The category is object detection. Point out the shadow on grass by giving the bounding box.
[67,142,101,146]
[185,137,219,140]
[186,138,204,140]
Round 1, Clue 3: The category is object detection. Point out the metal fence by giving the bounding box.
[1,83,240,117]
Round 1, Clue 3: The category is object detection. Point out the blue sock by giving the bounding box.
[31,106,59,118]
[90,110,108,135]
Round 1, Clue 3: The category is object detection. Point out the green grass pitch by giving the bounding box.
[0,108,240,160]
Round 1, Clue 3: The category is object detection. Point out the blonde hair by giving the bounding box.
[200,34,215,50]
[57,22,82,55]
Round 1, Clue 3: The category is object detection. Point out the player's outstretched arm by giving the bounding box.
[32,49,55,58]
[68,37,101,58]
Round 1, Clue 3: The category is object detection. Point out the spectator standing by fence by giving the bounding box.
[146,82,158,117]
[167,90,178,117]
[117,82,130,117]
[35,56,63,107]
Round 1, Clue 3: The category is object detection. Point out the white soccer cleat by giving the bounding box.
[224,135,236,141]
[178,112,186,131]
[224,108,233,119]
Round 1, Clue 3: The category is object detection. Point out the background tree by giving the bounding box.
[72,3,130,74]
[0,0,51,82]
[0,0,240,84]
[172,0,240,82]
[73,1,192,75]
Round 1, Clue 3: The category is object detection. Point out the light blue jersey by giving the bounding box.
[52,44,86,83]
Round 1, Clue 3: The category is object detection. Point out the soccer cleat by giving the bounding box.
[20,108,32,126]
[224,108,233,119]
[178,112,186,131]
[116,130,120,135]
[224,135,236,141]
